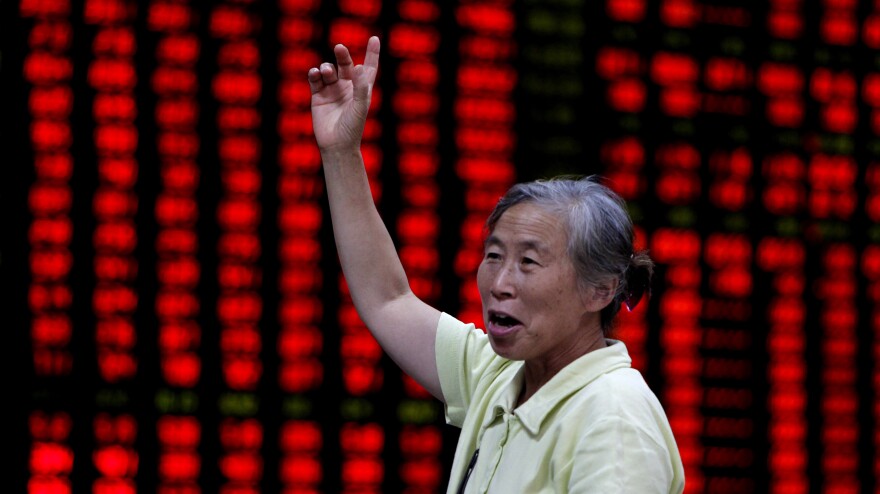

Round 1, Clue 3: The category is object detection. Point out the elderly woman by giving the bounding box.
[308,37,685,493]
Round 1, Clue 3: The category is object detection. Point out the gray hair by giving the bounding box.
[485,175,653,334]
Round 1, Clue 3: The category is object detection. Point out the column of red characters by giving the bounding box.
[86,0,140,386]
[701,232,755,493]
[869,162,880,486]
[652,227,703,493]
[817,245,859,492]
[148,0,203,491]
[22,0,76,489]
[864,239,880,487]
[452,0,516,327]
[23,0,75,381]
[757,0,809,471]
[759,237,807,494]
[700,39,755,482]
[211,2,263,492]
[389,0,444,491]
[811,2,860,489]
[85,0,140,491]
[276,0,324,491]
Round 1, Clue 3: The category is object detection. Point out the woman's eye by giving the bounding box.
[522,257,537,265]
[486,252,501,260]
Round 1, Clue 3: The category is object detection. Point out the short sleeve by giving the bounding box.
[434,312,500,427]
[566,415,683,494]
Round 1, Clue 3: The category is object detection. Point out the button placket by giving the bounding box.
[479,412,515,493]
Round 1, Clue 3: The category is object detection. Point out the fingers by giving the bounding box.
[334,44,354,80]
[307,67,323,94]
[308,36,380,95]
[319,62,338,85]
[362,36,381,84]
[307,63,339,94]
[352,36,380,102]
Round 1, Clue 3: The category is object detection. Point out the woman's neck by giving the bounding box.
[516,333,607,407]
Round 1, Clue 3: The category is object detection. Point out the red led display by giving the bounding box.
[209,2,264,493]
[149,1,203,491]
[708,148,752,211]
[701,231,755,493]
[606,0,645,23]
[86,0,139,392]
[762,152,806,216]
[601,137,646,200]
[759,180,810,492]
[17,1,880,493]
[818,245,859,492]
[25,0,75,402]
[280,421,322,487]
[29,411,73,494]
[91,413,137,493]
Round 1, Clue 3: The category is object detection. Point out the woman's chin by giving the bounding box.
[487,331,525,360]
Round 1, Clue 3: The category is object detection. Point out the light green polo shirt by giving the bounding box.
[436,313,685,494]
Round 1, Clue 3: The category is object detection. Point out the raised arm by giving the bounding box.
[308,36,443,400]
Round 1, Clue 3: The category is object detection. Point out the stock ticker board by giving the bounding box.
[9,0,880,492]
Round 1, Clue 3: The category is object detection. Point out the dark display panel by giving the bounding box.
[10,0,880,492]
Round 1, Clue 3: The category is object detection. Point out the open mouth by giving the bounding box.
[488,311,522,328]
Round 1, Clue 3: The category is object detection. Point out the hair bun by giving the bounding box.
[623,251,653,311]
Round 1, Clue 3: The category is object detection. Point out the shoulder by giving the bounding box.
[555,370,684,492]
[564,367,671,435]
[575,367,661,414]
[436,312,502,375]
[436,313,519,425]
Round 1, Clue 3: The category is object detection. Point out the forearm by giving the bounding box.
[321,145,443,399]
[321,146,411,321]
[311,36,442,400]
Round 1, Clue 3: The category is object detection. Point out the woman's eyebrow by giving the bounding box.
[519,239,549,255]
[484,235,548,254]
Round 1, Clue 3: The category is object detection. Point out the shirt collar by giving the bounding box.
[481,367,524,431]
[483,339,633,435]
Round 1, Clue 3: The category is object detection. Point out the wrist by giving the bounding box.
[319,144,362,161]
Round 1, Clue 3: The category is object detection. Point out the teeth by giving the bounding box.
[491,314,519,327]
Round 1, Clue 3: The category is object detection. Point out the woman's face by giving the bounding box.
[477,202,606,369]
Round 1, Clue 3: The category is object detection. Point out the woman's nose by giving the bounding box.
[489,264,516,299]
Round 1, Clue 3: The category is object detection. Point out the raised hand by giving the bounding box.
[308,36,380,152]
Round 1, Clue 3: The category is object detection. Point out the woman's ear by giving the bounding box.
[585,278,619,312]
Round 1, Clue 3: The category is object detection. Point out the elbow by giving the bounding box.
[352,284,415,327]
